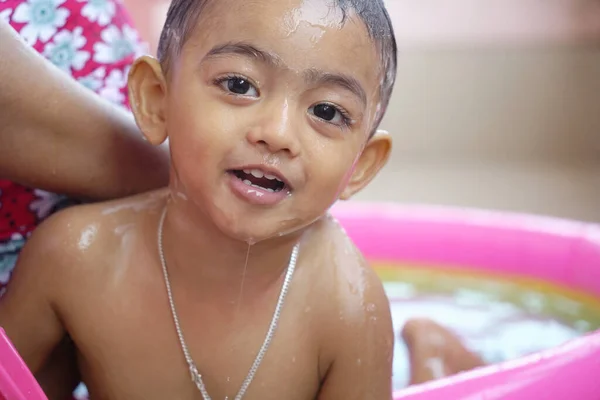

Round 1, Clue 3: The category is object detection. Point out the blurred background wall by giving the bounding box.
[123,0,600,221]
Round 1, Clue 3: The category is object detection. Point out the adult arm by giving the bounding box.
[0,20,169,200]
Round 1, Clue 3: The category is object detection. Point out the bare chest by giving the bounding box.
[62,267,321,400]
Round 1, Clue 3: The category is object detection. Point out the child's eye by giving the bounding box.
[216,75,259,97]
[309,103,352,127]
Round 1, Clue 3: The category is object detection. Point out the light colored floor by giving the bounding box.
[355,160,600,222]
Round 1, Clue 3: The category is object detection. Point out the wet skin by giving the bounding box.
[0,0,396,399]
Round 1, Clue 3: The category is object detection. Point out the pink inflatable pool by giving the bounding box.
[330,201,600,399]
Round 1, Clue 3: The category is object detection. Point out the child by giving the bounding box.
[0,0,398,398]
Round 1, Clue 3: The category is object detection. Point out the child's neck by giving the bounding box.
[158,197,303,296]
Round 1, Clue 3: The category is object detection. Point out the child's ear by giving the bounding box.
[128,56,168,146]
[340,130,392,200]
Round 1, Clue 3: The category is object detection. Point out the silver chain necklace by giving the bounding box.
[157,207,300,400]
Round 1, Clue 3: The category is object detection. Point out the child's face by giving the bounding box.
[130,0,391,242]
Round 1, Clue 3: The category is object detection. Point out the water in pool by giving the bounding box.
[375,262,600,390]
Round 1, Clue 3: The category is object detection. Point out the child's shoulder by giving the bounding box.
[311,213,383,294]
[305,214,394,388]
[25,190,167,269]
[308,213,390,321]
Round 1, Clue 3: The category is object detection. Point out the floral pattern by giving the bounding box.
[0,7,12,22]
[0,233,26,285]
[98,66,129,104]
[42,25,90,71]
[77,65,106,91]
[93,23,141,64]
[29,189,67,219]
[12,0,70,45]
[78,0,115,26]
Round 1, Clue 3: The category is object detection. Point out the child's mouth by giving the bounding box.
[229,169,286,193]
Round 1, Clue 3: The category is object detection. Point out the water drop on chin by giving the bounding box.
[246,238,256,246]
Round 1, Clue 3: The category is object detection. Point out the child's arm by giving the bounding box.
[317,265,394,400]
[0,213,77,398]
[0,20,170,200]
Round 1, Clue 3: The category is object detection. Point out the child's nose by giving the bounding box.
[246,102,301,157]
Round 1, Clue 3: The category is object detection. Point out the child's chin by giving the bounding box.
[217,218,307,245]
[221,225,290,245]
[208,201,323,244]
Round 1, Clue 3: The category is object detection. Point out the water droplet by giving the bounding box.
[366,303,377,312]
[176,192,188,201]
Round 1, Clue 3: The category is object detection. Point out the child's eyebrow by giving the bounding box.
[304,69,367,107]
[203,42,284,67]
[203,42,367,106]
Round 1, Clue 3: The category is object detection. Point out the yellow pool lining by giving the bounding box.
[371,260,600,312]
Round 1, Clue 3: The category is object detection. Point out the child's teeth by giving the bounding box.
[241,179,274,192]
[243,169,251,174]
[264,174,277,180]
[250,169,264,178]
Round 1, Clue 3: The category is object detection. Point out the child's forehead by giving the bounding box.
[203,0,346,28]
[185,0,381,95]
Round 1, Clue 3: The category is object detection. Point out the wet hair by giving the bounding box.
[157,0,397,134]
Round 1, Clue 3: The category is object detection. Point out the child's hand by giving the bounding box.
[402,318,486,385]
